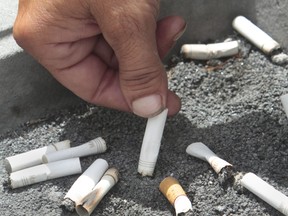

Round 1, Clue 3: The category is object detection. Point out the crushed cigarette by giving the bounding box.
[181,41,239,60]
[240,172,288,216]
[5,140,71,173]
[232,16,280,55]
[42,137,107,163]
[76,167,120,216]
[186,142,233,174]
[138,109,168,176]
[159,176,193,216]
[63,158,109,211]
[9,157,81,189]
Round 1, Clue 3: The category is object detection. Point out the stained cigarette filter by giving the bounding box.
[43,137,107,163]
[181,41,239,60]
[76,167,120,216]
[232,16,280,54]
[159,176,192,215]
[241,172,288,216]
[5,140,71,173]
[64,158,109,206]
[186,142,232,174]
[138,109,168,176]
[10,157,81,189]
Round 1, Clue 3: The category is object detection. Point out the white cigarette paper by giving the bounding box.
[241,172,288,216]
[64,158,109,206]
[138,109,168,176]
[186,142,232,173]
[5,140,70,173]
[181,41,239,60]
[232,16,280,54]
[10,157,81,189]
[43,137,107,163]
[76,167,119,216]
[280,94,288,118]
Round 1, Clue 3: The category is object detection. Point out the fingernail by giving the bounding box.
[132,94,164,118]
[174,23,187,41]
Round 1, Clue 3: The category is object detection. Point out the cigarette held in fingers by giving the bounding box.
[76,167,120,216]
[10,157,81,189]
[232,16,280,55]
[240,172,288,216]
[159,176,193,216]
[138,108,168,176]
[181,41,239,60]
[186,142,232,174]
[5,140,70,173]
[42,137,107,163]
[63,158,109,210]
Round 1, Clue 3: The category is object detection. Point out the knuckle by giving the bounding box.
[121,66,163,92]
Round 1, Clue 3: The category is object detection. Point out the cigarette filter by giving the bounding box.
[181,41,239,60]
[138,108,168,176]
[232,16,280,54]
[76,167,120,216]
[280,94,288,118]
[186,142,232,174]
[10,157,81,189]
[43,137,107,163]
[159,176,192,216]
[241,172,288,216]
[5,140,71,173]
[64,158,109,206]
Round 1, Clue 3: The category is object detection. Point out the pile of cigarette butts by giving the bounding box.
[4,15,288,216]
[181,16,288,65]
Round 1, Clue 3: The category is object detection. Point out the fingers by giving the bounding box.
[156,16,187,59]
[90,1,184,117]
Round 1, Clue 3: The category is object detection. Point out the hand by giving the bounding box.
[13,0,186,118]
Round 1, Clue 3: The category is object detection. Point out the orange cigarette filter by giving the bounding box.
[159,176,186,205]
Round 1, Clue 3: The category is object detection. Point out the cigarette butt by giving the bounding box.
[181,41,239,60]
[76,167,120,216]
[232,16,280,54]
[64,158,109,208]
[138,109,168,176]
[10,157,81,189]
[159,177,192,215]
[186,142,232,174]
[5,140,71,173]
[280,94,288,118]
[240,172,288,216]
[43,137,107,163]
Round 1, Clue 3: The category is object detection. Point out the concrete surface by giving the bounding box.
[1,0,288,133]
[0,41,288,215]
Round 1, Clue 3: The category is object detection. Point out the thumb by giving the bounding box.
[90,1,172,117]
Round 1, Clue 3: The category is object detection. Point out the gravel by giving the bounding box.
[1,37,288,216]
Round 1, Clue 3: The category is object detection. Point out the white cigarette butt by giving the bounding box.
[76,167,120,216]
[64,158,109,207]
[43,137,107,163]
[241,172,288,216]
[280,94,288,119]
[181,41,239,60]
[186,142,232,174]
[5,140,71,173]
[232,16,280,54]
[138,109,168,176]
[10,157,81,189]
